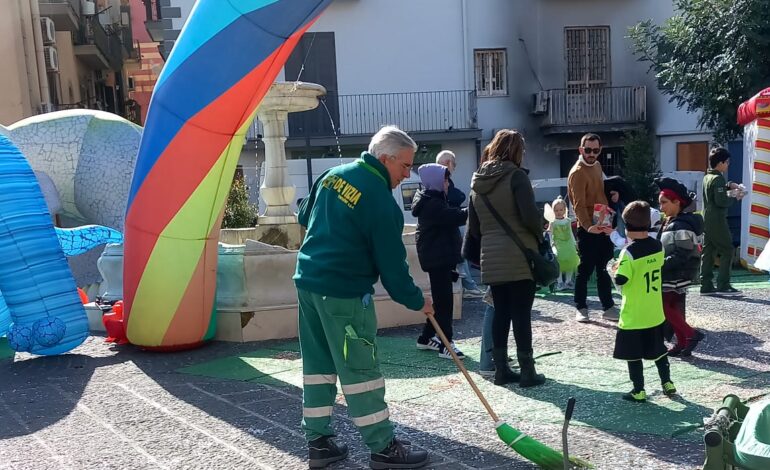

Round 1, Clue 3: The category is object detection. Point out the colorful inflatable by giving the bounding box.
[0,134,88,355]
[737,87,770,270]
[123,0,332,349]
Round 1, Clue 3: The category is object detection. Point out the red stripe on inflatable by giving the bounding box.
[758,119,770,128]
[755,161,770,173]
[757,140,770,152]
[753,182,770,196]
[749,225,770,239]
[752,204,770,217]
[124,23,314,312]
[162,210,223,346]
[748,246,755,256]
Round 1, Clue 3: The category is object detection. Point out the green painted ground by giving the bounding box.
[0,337,13,361]
[178,335,755,441]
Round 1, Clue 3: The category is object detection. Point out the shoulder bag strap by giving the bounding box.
[478,193,529,255]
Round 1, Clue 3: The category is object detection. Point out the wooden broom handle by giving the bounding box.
[426,313,499,423]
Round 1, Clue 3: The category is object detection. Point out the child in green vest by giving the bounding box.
[609,201,677,402]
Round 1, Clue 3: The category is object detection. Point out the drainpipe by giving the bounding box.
[460,0,470,91]
[30,0,52,112]
[18,0,41,110]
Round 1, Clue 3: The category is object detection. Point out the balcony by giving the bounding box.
[74,17,125,71]
[38,0,81,32]
[246,90,479,144]
[538,86,646,135]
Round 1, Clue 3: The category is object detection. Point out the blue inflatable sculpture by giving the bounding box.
[0,134,88,355]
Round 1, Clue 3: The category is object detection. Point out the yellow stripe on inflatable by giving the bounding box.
[127,119,254,346]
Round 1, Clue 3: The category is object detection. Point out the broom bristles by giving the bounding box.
[495,422,593,469]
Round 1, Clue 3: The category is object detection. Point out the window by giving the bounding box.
[676,142,709,171]
[565,27,610,90]
[127,76,135,90]
[474,49,507,97]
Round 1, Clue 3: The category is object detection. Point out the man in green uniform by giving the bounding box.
[294,125,434,469]
[701,147,744,295]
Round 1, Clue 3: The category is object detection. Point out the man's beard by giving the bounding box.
[579,155,598,166]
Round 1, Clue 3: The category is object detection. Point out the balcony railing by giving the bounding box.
[246,90,477,141]
[76,17,125,70]
[541,86,646,128]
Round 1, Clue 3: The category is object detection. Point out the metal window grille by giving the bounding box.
[565,26,610,91]
[474,49,507,97]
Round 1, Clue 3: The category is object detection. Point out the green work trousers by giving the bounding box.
[701,220,734,289]
[297,288,393,453]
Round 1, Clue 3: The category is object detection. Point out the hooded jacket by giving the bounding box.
[413,164,467,271]
[657,211,704,287]
[468,160,542,285]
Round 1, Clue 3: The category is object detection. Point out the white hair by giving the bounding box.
[368,125,417,160]
[436,150,456,166]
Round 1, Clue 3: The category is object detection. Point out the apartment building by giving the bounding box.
[158,0,721,204]
[0,0,136,126]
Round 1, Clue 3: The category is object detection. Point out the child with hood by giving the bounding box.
[413,163,468,359]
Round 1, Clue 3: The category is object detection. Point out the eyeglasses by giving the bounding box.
[582,147,601,155]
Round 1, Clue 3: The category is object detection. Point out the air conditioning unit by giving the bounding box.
[532,91,549,115]
[44,46,59,73]
[41,17,56,44]
[81,0,96,16]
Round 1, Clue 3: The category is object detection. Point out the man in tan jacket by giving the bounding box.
[567,133,619,323]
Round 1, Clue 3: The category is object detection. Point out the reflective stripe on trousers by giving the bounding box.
[341,377,385,395]
[351,408,390,427]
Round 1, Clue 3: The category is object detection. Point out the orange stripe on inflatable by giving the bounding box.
[752,204,770,217]
[754,182,770,196]
[124,28,310,312]
[161,210,223,346]
[749,225,770,239]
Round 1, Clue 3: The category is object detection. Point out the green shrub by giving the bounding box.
[222,178,258,228]
[622,128,662,206]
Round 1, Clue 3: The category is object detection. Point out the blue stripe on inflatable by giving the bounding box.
[128,0,330,206]
[0,135,88,355]
[156,0,279,89]
[0,294,9,337]
[55,226,123,256]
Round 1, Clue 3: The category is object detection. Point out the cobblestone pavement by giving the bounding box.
[1,279,768,470]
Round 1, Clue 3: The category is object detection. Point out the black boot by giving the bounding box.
[493,348,520,386]
[308,436,348,468]
[517,350,545,388]
[369,437,429,469]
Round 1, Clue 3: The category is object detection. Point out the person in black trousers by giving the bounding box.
[412,163,467,359]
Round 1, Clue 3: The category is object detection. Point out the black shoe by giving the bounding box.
[517,350,546,388]
[308,436,348,468]
[680,330,705,356]
[370,438,429,469]
[716,286,741,295]
[700,284,716,295]
[492,348,520,386]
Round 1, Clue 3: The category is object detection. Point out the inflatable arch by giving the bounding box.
[123,0,332,349]
[737,87,770,270]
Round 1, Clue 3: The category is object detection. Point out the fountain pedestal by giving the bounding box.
[251,82,326,249]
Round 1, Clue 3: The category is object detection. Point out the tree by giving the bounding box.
[222,177,258,228]
[629,0,770,143]
[622,128,661,206]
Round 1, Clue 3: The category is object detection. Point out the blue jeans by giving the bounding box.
[458,259,479,290]
[479,304,495,371]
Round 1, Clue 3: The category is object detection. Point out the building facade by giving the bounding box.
[0,0,137,126]
[159,0,715,207]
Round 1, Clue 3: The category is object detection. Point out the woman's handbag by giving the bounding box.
[478,194,560,287]
[462,229,481,265]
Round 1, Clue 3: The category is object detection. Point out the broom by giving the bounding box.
[426,314,593,469]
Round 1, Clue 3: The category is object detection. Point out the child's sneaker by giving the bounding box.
[622,389,647,403]
[416,336,440,351]
[438,343,465,360]
[662,381,677,396]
